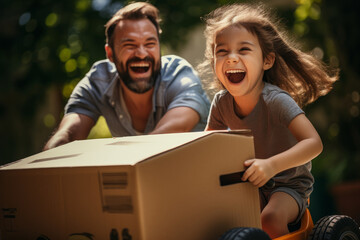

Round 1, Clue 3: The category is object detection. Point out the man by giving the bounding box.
[43,2,210,150]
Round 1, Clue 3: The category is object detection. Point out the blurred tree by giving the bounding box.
[0,0,221,165]
[0,0,119,164]
[291,0,360,184]
[1,0,359,187]
[319,0,360,183]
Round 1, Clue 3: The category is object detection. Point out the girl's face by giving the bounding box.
[214,25,273,98]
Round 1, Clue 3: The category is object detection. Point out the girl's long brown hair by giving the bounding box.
[199,3,339,107]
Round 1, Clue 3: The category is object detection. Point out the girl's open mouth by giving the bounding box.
[225,70,246,83]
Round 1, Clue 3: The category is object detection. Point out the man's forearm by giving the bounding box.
[43,113,95,151]
[150,107,200,134]
[43,130,71,151]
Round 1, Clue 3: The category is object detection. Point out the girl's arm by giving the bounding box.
[241,114,323,187]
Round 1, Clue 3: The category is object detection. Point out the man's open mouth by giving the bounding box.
[225,70,246,83]
[129,62,150,73]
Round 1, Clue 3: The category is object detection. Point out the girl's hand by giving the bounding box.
[241,159,275,187]
[239,114,323,188]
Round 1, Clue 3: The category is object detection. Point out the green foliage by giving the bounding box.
[292,0,360,184]
[0,0,224,164]
[148,0,220,50]
[1,0,359,182]
[0,0,118,164]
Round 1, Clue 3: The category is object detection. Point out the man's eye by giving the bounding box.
[124,44,136,48]
[146,42,157,47]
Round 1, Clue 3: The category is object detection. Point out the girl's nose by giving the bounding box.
[226,53,239,64]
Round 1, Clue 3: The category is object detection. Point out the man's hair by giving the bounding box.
[199,3,339,107]
[105,2,162,48]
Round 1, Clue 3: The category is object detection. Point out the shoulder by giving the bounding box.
[160,55,198,82]
[207,90,231,129]
[161,55,193,71]
[159,55,205,98]
[72,59,118,97]
[212,90,232,106]
[77,59,117,89]
[262,82,295,105]
[262,82,304,124]
[213,90,230,100]
[86,59,117,81]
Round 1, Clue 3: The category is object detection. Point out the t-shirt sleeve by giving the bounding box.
[271,92,304,127]
[163,57,210,124]
[206,92,228,130]
[64,77,101,122]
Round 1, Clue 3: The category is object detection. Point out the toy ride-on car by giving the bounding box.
[219,206,360,240]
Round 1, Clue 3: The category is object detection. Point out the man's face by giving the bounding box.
[109,19,161,93]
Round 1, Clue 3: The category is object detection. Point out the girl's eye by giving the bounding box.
[240,47,251,52]
[216,49,227,55]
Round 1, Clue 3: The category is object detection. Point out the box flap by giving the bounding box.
[1,131,251,170]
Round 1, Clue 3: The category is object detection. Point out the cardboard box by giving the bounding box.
[0,131,260,240]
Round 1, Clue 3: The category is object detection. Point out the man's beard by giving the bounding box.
[113,55,160,94]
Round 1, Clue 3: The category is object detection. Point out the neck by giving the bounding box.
[120,81,154,132]
[233,81,264,118]
[121,81,154,109]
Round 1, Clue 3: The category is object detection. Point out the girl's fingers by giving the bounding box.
[257,179,268,188]
[242,167,253,181]
[244,159,255,167]
[242,159,255,181]
[248,172,259,183]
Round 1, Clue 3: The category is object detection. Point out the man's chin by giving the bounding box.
[125,80,153,93]
[128,72,152,80]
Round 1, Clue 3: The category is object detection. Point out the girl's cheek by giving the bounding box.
[214,63,221,78]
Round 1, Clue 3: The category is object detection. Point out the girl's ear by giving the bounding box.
[105,44,114,62]
[263,52,275,70]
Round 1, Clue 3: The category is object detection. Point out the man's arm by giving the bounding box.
[150,107,200,134]
[159,56,210,133]
[43,113,95,151]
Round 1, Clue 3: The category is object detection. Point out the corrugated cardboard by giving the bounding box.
[0,130,261,240]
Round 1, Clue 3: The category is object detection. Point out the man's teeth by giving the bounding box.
[130,63,150,67]
[226,70,245,74]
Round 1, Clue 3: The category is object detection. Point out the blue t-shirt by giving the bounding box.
[65,55,210,136]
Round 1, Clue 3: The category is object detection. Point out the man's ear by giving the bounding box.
[263,52,275,70]
[105,44,114,62]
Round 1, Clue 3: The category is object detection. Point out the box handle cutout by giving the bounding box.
[220,172,275,187]
[219,171,247,186]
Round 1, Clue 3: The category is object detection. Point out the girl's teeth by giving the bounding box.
[226,70,245,74]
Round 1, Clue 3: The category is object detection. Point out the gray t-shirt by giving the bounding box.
[207,82,313,198]
[65,55,210,136]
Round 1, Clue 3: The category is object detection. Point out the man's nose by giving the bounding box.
[134,45,148,58]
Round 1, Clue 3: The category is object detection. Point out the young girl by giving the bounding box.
[201,3,338,238]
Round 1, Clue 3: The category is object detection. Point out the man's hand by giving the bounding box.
[43,113,95,151]
[150,106,200,134]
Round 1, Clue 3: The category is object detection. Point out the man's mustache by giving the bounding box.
[126,56,154,66]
